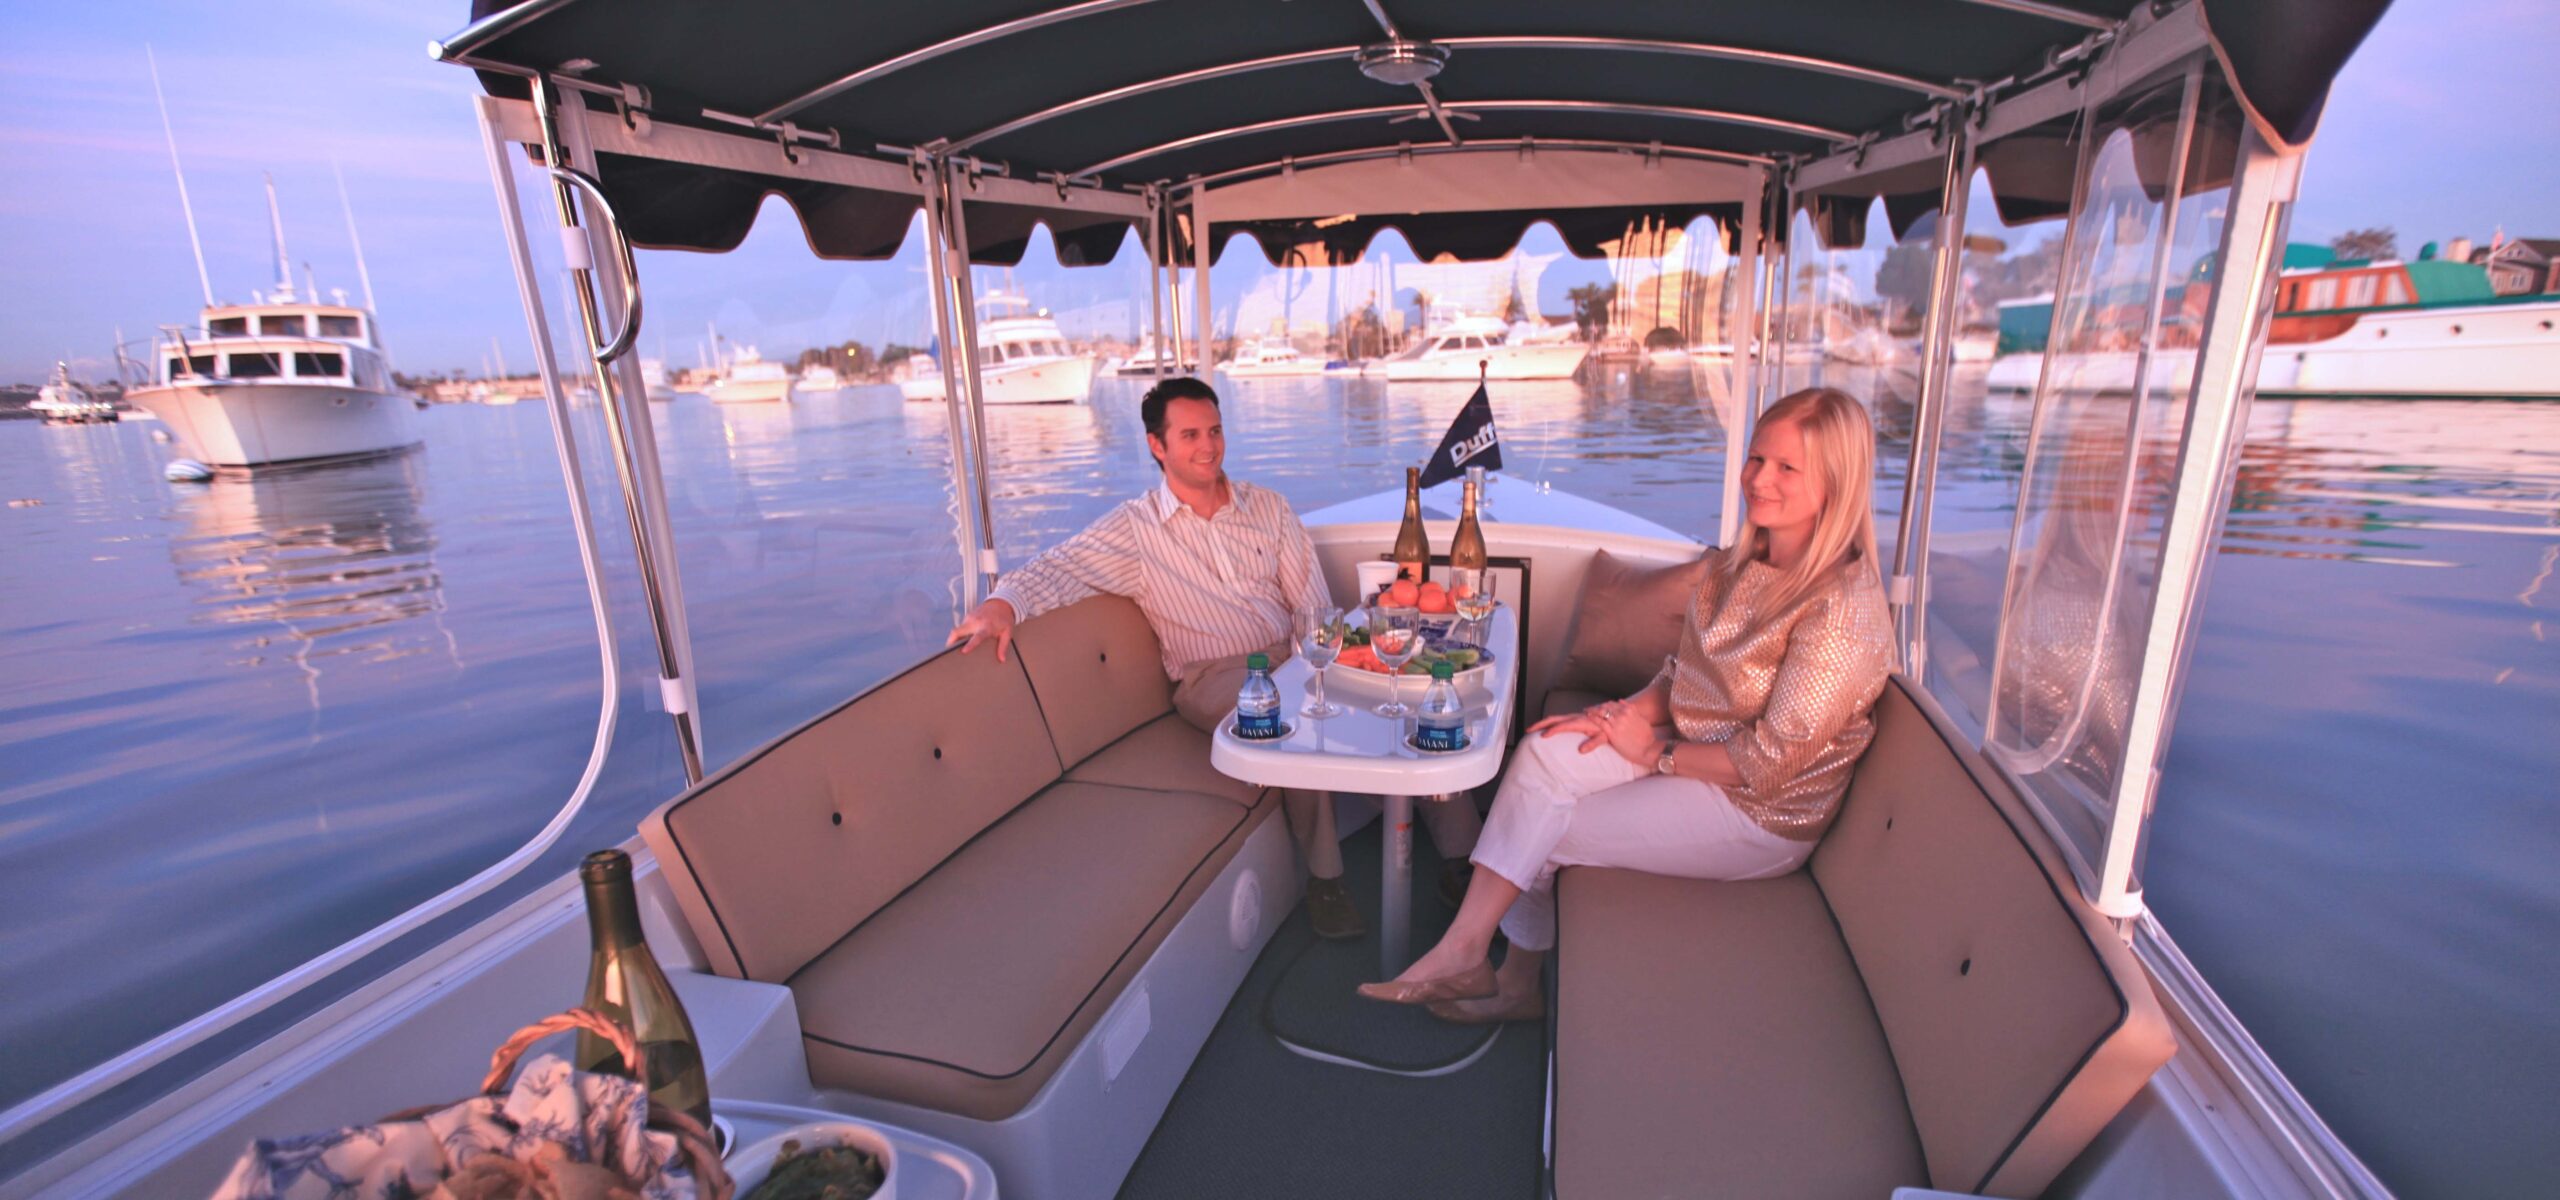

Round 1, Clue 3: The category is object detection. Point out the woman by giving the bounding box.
[1359,387,1896,1022]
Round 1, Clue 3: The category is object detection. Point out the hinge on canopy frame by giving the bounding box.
[1644,140,1663,170]
[613,83,649,133]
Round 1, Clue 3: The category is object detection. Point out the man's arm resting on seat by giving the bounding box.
[950,504,1146,661]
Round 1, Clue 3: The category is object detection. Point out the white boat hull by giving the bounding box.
[708,377,797,404]
[126,381,420,467]
[1990,298,2560,399]
[1383,342,1588,381]
[1219,362,1325,379]
[905,357,1096,405]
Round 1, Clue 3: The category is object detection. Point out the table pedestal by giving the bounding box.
[1380,793,1412,976]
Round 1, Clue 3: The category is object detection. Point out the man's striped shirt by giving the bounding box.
[989,479,1328,679]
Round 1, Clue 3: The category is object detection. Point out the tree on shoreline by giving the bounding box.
[2330,227,2399,262]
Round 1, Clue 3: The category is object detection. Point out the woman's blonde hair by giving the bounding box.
[1720,387,1881,614]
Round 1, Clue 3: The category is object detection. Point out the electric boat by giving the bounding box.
[1,4,2410,1199]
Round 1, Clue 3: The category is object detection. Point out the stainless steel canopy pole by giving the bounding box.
[1149,192,1171,380]
[530,75,705,785]
[1718,170,1766,549]
[921,155,990,611]
[937,160,1001,590]
[1887,106,1976,678]
[1192,183,1213,375]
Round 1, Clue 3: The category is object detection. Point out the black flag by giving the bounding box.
[1419,384,1502,487]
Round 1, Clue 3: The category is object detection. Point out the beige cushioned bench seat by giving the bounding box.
[644,596,1274,1121]
[1553,677,2174,1199]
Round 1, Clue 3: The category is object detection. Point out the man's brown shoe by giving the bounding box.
[1305,876,1365,941]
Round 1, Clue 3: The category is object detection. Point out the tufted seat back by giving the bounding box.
[645,644,1065,983]
[1008,594,1177,765]
[1809,678,2175,1197]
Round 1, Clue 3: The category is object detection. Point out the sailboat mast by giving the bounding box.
[146,47,215,308]
[333,162,378,314]
[264,173,293,299]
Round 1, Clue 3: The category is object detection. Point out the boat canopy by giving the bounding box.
[436,0,2387,264]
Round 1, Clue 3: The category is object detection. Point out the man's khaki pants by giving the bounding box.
[1172,643,1483,882]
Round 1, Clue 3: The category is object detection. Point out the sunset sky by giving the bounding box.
[3,0,2553,382]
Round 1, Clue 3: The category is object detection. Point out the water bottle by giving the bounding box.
[1415,660,1469,752]
[1235,652,1283,740]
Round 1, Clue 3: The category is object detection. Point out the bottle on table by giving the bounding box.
[1450,472,1487,575]
[576,849,713,1130]
[1415,660,1468,752]
[1393,466,1430,586]
[1235,652,1283,740]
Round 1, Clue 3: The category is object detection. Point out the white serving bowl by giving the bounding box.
[723,1120,897,1200]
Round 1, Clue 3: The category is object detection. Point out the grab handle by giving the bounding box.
[547,165,642,362]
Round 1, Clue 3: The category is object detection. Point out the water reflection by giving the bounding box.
[165,451,454,706]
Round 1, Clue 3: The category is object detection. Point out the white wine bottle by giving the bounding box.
[577,849,713,1130]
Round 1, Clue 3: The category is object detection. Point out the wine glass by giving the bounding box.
[1368,602,1421,718]
[1298,606,1344,719]
[1452,568,1498,647]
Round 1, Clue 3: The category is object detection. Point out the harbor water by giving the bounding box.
[1,375,2553,1194]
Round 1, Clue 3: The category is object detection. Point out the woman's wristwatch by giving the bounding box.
[1654,742,1678,776]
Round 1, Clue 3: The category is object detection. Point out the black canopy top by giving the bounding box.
[441,0,2387,262]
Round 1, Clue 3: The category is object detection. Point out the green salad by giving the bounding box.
[744,1139,885,1200]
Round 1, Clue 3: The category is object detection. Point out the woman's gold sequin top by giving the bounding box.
[1653,548,1895,842]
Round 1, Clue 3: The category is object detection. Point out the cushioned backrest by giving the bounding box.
[1555,548,1707,697]
[1811,678,2174,1198]
[642,646,1064,982]
[1008,594,1174,767]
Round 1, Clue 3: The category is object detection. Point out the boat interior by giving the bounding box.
[0,1,2403,1197]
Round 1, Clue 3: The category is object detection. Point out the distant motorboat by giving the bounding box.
[799,364,843,393]
[1219,336,1324,378]
[707,347,798,404]
[1111,336,1192,377]
[894,353,946,403]
[639,357,679,401]
[31,362,117,423]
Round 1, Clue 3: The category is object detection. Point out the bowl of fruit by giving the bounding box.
[1330,588,1495,695]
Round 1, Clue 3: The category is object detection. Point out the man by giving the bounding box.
[949,377,1476,937]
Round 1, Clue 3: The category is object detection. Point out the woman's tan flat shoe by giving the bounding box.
[1355,961,1497,1005]
[1426,992,1546,1025]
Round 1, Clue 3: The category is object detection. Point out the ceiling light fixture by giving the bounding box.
[1356,38,1449,86]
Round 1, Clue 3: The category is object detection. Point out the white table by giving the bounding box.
[1211,606,1520,973]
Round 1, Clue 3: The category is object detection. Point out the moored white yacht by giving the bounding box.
[123,178,417,467]
[6,4,2422,1199]
[1382,316,1588,381]
[797,364,843,393]
[126,299,417,467]
[1987,249,2560,398]
[898,295,1096,405]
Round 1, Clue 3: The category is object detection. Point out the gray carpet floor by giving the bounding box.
[1116,819,1547,1200]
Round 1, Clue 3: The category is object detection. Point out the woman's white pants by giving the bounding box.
[1469,727,1809,952]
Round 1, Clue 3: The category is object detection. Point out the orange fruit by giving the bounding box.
[1418,590,1456,614]
[1385,579,1421,607]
